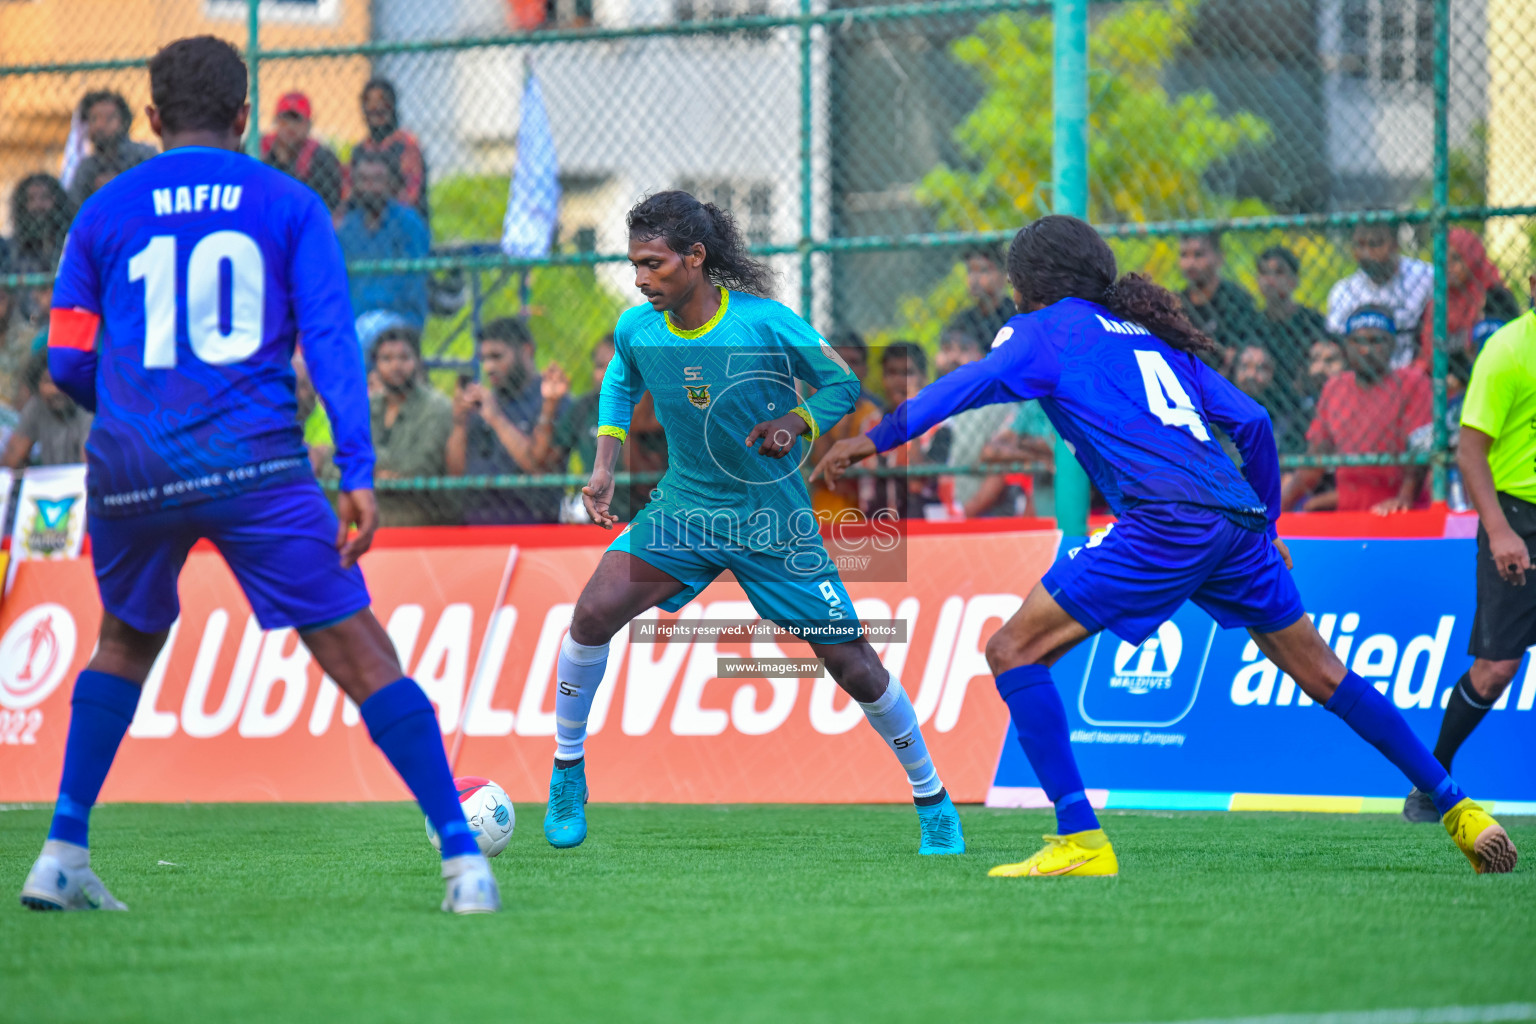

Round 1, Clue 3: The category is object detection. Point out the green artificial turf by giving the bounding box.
[2,803,1532,1024]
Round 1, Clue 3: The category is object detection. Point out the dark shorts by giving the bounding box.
[1043,503,1306,646]
[89,480,371,635]
[1470,491,1536,661]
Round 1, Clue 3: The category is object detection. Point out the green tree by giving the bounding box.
[880,0,1272,349]
[423,174,624,394]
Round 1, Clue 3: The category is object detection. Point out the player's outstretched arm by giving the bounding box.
[1194,359,1283,535]
[811,435,877,489]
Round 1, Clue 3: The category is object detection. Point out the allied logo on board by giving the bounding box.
[1078,608,1210,728]
[0,604,76,709]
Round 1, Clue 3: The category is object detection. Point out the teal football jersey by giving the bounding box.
[598,288,858,527]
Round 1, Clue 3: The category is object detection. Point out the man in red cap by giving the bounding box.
[261,90,345,214]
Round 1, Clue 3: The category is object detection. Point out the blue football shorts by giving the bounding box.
[1042,502,1305,646]
[89,480,371,635]
[608,502,860,644]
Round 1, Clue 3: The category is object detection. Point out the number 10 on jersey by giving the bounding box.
[128,231,266,368]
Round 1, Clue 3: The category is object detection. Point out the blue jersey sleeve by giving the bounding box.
[48,225,103,410]
[1193,359,1282,535]
[290,194,373,491]
[866,316,1059,453]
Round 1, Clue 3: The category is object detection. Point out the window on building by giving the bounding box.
[1338,0,1436,86]
[676,178,776,248]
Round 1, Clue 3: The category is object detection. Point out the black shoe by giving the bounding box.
[1402,788,1439,823]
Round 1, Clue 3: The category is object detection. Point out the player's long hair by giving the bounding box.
[628,191,775,297]
[1007,215,1216,355]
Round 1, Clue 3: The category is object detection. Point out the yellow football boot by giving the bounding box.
[988,829,1118,877]
[1442,798,1518,874]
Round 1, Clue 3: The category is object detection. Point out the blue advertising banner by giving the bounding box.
[988,538,1536,814]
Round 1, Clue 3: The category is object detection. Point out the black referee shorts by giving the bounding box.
[1470,491,1536,660]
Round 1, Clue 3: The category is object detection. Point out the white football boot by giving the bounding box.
[441,853,500,915]
[19,840,128,912]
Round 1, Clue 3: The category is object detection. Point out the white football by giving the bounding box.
[426,776,515,858]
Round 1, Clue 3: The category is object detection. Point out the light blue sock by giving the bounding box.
[555,635,609,763]
[48,670,142,848]
[1326,670,1465,815]
[858,673,942,799]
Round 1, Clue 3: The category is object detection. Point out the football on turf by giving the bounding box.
[426,776,515,858]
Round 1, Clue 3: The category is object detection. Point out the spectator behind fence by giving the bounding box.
[0,284,36,410]
[447,317,569,524]
[352,77,429,224]
[69,90,157,205]
[2,348,90,468]
[1326,223,1433,368]
[1416,228,1505,367]
[541,335,631,522]
[337,151,430,327]
[261,91,344,214]
[371,324,453,526]
[1254,245,1329,388]
[862,342,943,519]
[1232,343,1304,454]
[943,245,1016,350]
[808,330,884,518]
[1178,231,1260,373]
[10,174,73,271]
[1284,306,1430,514]
[980,400,1057,516]
[938,326,1015,517]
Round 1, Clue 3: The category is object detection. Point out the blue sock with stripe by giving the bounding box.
[996,664,1100,835]
[361,678,479,860]
[48,670,143,848]
[1326,670,1465,815]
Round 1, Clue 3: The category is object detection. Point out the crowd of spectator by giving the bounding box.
[0,81,1520,526]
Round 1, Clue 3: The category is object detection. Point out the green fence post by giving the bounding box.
[798,0,814,321]
[1052,0,1090,535]
[246,0,261,157]
[1429,0,1449,502]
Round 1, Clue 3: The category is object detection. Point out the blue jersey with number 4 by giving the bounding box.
[50,145,371,517]
[865,297,1281,534]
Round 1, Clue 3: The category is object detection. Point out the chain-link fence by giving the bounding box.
[0,0,1528,527]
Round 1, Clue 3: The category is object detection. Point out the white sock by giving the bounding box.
[555,634,610,762]
[858,673,942,799]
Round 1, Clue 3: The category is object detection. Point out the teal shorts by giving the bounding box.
[609,503,860,644]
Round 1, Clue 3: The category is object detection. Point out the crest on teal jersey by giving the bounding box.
[684,384,711,409]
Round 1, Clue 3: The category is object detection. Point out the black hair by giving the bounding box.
[149,36,248,135]
[1008,215,1216,355]
[940,325,989,356]
[594,332,616,351]
[960,243,1006,269]
[881,341,928,375]
[627,190,774,297]
[1179,229,1222,253]
[372,325,422,360]
[1257,245,1299,276]
[1483,284,1522,324]
[9,174,73,267]
[478,316,533,349]
[831,329,867,354]
[352,149,393,172]
[361,77,400,136]
[78,90,132,130]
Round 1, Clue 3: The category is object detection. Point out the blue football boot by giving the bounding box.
[916,792,966,855]
[543,759,589,849]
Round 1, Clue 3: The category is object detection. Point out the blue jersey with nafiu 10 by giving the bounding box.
[866,297,1282,533]
[51,146,371,517]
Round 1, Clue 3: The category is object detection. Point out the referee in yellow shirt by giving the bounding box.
[1404,291,1536,821]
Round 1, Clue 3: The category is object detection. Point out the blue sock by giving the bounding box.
[997,664,1100,834]
[1326,670,1465,815]
[48,670,142,848]
[361,678,479,860]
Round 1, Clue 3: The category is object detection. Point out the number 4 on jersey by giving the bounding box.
[1133,349,1211,442]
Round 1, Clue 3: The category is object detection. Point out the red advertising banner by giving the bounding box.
[0,527,1059,805]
